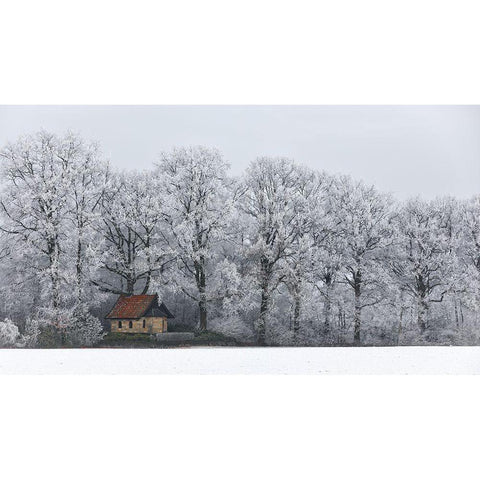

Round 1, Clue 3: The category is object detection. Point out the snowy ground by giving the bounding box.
[0,346,479,374]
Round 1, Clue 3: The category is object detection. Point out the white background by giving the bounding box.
[1,376,479,480]
[1,0,480,104]
[1,1,480,479]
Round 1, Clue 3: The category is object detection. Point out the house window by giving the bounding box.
[129,321,133,329]
[118,321,122,329]
[143,319,146,329]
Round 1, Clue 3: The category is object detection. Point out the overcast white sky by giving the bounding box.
[0,105,478,199]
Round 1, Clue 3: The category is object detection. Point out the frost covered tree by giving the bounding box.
[97,171,170,295]
[0,131,75,313]
[0,131,105,344]
[392,198,461,334]
[311,218,344,338]
[156,146,234,331]
[65,140,110,306]
[329,176,394,344]
[461,196,480,270]
[281,169,328,338]
[460,196,480,308]
[241,158,321,344]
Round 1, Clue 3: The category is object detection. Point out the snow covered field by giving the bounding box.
[0,346,479,374]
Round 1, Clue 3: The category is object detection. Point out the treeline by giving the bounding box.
[0,131,479,347]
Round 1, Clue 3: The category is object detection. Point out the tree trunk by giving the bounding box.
[48,236,60,311]
[454,298,459,328]
[417,297,427,333]
[142,271,151,295]
[353,297,361,345]
[257,256,271,346]
[397,306,405,346]
[126,277,135,296]
[195,255,208,331]
[51,266,60,311]
[353,270,362,345]
[141,233,152,294]
[199,296,207,331]
[324,286,332,333]
[258,287,269,346]
[48,237,64,345]
[76,236,83,303]
[293,293,301,337]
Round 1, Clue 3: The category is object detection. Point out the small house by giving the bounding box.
[106,294,174,334]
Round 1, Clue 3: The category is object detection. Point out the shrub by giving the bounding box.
[0,318,23,347]
[66,309,104,347]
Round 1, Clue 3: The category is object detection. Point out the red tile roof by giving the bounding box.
[106,294,157,319]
